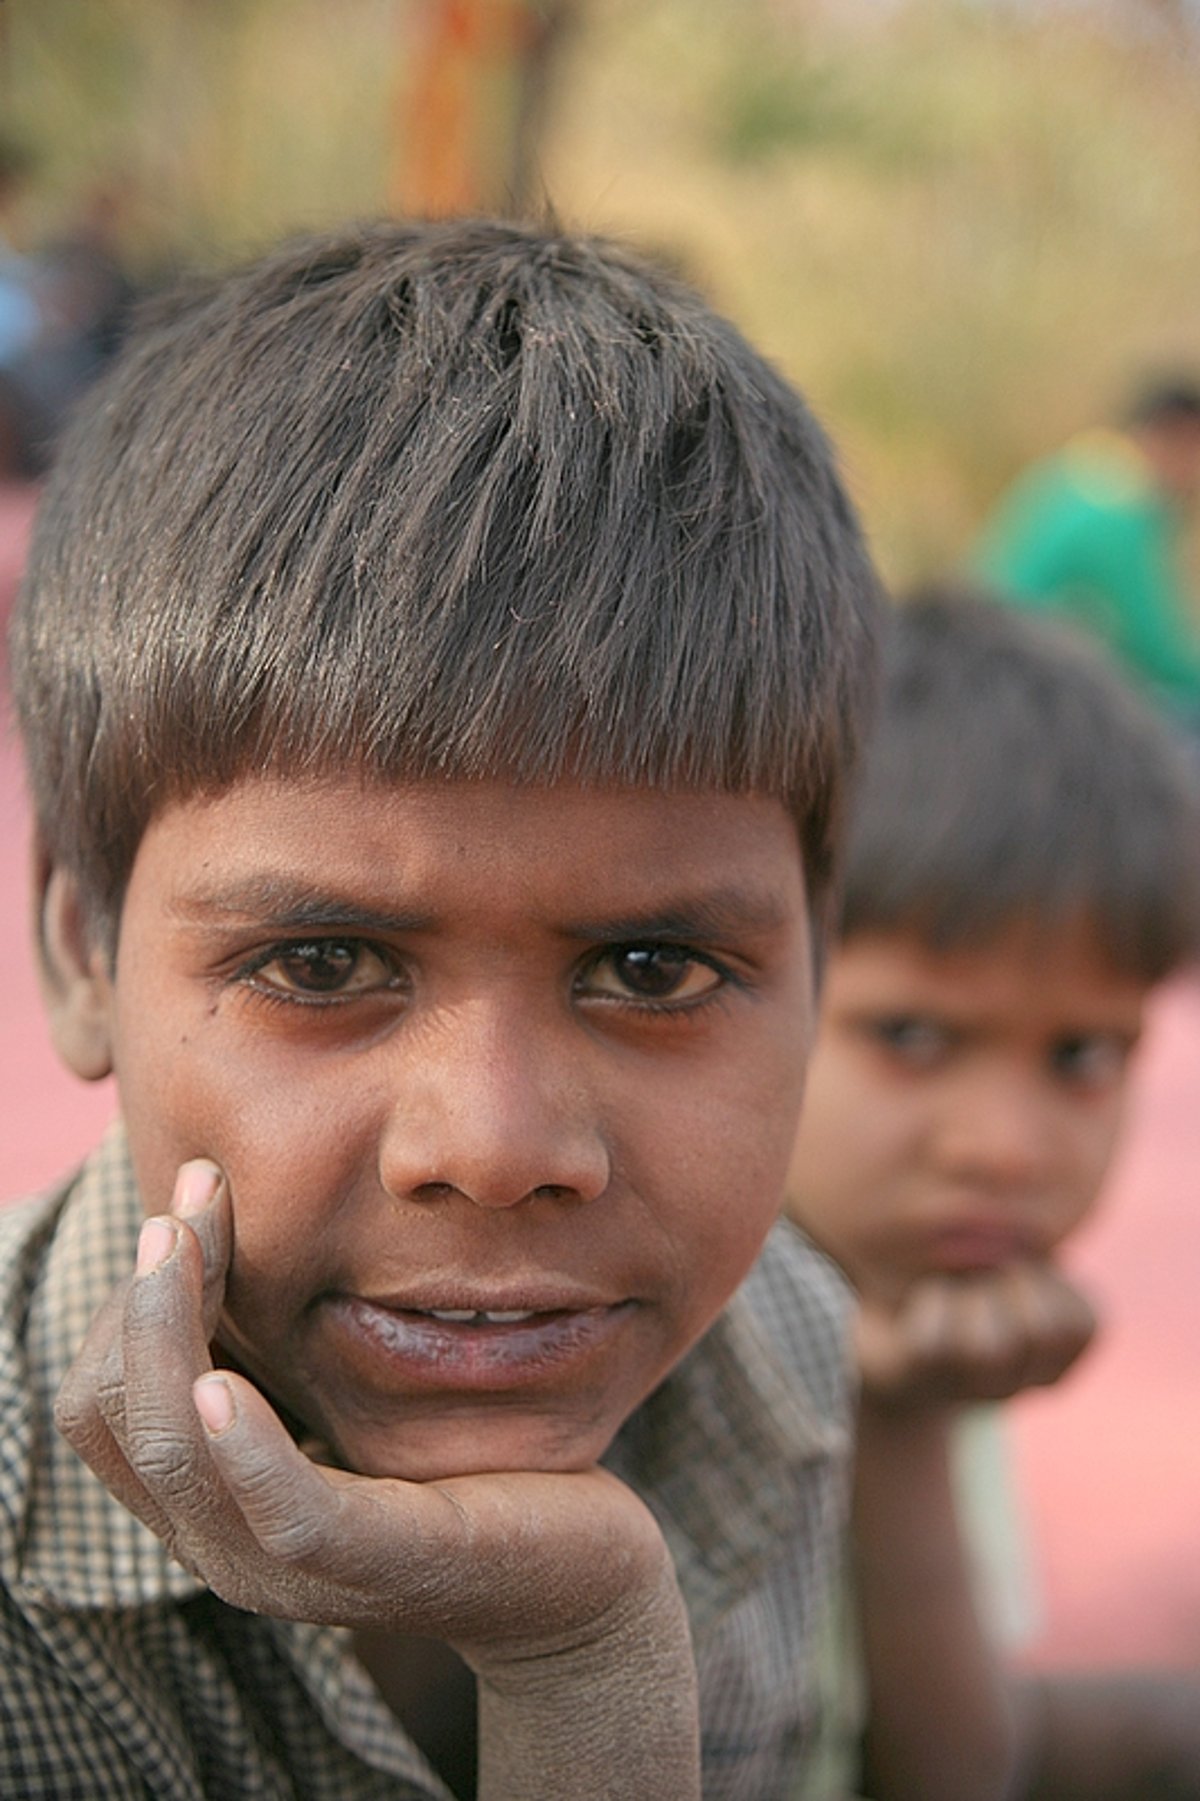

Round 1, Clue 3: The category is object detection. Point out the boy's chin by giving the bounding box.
[218,1338,619,1480]
[324,1411,615,1483]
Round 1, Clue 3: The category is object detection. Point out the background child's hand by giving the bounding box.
[855,1261,1098,1408]
[55,1163,699,1796]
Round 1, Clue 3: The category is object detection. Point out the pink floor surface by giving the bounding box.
[1,485,1197,1671]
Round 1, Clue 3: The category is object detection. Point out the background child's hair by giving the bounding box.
[840,584,1200,981]
[8,218,879,938]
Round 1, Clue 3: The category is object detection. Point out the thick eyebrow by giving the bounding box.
[169,877,791,943]
[167,876,434,937]
[563,889,793,944]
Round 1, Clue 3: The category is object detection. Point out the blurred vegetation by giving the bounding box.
[3,0,1200,584]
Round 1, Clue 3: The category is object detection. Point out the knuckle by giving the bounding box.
[54,1365,120,1451]
[52,1375,89,1442]
[237,1466,330,1565]
[191,1208,232,1285]
[255,1509,327,1566]
[130,1433,210,1505]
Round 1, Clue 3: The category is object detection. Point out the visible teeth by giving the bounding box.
[426,1307,536,1324]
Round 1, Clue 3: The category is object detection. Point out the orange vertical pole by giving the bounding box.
[391,0,570,219]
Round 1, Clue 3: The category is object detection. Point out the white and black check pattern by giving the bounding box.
[0,1125,852,1799]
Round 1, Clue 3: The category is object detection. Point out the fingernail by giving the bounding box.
[173,1160,222,1219]
[194,1374,235,1434]
[136,1216,177,1275]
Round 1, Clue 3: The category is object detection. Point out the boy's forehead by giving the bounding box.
[151,769,804,844]
[133,773,809,929]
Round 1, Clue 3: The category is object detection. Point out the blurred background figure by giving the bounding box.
[0,135,42,480]
[0,154,138,482]
[22,178,140,452]
[786,589,1200,1801]
[974,378,1200,725]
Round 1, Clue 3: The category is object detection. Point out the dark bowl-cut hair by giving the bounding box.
[9,217,879,939]
[840,585,1200,982]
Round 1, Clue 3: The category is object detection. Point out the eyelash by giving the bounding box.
[575,945,741,1016]
[230,938,740,1017]
[232,939,404,1008]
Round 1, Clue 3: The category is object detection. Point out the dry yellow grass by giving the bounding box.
[6,0,1200,584]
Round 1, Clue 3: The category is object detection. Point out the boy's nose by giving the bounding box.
[933,1071,1059,1192]
[376,1006,610,1210]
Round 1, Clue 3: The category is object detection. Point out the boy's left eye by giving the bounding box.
[576,943,725,1006]
[240,939,401,1000]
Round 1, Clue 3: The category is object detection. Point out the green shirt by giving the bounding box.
[975,431,1200,715]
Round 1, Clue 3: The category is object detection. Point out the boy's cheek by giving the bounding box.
[114,1030,330,1249]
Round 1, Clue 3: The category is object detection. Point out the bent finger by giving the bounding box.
[55,1272,179,1542]
[195,1374,482,1631]
[116,1218,275,1585]
[168,1161,233,1342]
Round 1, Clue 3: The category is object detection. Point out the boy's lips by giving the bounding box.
[360,1277,627,1315]
[318,1289,638,1392]
[926,1216,1039,1272]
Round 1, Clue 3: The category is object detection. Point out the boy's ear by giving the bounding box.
[35,849,115,1081]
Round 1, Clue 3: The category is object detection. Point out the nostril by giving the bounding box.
[410,1181,459,1204]
[401,1179,586,1207]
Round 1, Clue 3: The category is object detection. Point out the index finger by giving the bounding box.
[168,1160,234,1341]
[53,1162,232,1536]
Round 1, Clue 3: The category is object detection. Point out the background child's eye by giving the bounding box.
[1051,1034,1131,1089]
[245,939,398,999]
[579,943,723,1004]
[868,1015,952,1067]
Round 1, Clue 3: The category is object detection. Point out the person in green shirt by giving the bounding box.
[975,379,1200,720]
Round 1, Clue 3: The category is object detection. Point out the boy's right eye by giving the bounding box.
[237,938,402,1002]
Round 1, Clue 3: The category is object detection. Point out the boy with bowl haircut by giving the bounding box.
[2,219,878,1799]
[787,590,1200,1801]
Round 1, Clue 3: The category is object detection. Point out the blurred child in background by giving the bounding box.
[787,589,1200,1800]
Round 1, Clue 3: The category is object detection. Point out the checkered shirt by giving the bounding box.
[0,1125,852,1799]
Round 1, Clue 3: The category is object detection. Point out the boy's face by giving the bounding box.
[786,920,1147,1303]
[81,776,814,1481]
